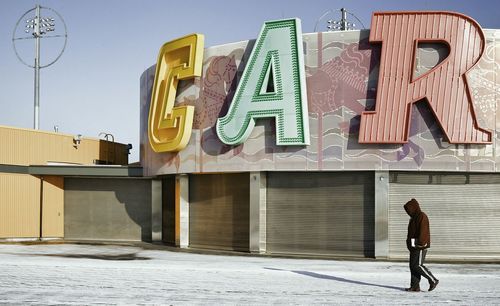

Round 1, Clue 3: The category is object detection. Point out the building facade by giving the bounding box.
[0,125,144,240]
[2,12,498,262]
[140,13,500,261]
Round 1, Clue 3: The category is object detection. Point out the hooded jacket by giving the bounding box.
[404,198,430,250]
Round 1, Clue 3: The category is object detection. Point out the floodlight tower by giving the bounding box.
[326,8,366,32]
[13,4,67,130]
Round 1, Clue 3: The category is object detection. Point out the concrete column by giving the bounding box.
[176,174,189,248]
[151,179,162,242]
[249,171,266,253]
[375,171,389,259]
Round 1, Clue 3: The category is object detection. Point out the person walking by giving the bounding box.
[404,198,439,292]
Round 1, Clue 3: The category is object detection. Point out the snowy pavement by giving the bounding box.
[0,243,499,305]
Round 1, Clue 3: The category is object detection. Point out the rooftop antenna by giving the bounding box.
[12,4,68,130]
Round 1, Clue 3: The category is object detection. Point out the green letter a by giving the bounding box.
[216,18,310,146]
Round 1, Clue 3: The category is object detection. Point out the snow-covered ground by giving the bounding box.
[0,243,499,305]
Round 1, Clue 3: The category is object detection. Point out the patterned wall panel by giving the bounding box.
[140,29,499,176]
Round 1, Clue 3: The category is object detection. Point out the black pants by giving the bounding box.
[409,249,438,288]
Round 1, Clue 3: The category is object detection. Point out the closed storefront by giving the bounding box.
[389,173,500,260]
[189,173,249,251]
[136,18,500,261]
[266,172,374,257]
[65,178,151,241]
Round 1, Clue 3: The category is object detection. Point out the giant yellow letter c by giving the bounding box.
[148,34,204,152]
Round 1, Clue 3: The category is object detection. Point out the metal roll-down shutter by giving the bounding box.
[189,173,249,251]
[266,172,374,257]
[389,172,500,260]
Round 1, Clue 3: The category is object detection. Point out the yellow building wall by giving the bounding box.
[42,176,64,237]
[0,173,40,238]
[0,125,128,166]
[0,125,129,239]
[0,175,64,238]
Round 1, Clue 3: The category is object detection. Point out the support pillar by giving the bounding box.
[375,171,389,259]
[151,179,162,242]
[176,174,189,248]
[249,171,266,253]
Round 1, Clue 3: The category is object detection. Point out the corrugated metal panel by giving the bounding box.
[389,175,500,260]
[0,125,128,166]
[360,12,491,144]
[189,173,249,251]
[0,174,40,238]
[64,178,152,241]
[267,172,374,257]
[0,124,129,239]
[42,176,64,237]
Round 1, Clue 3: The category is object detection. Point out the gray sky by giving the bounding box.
[0,0,498,162]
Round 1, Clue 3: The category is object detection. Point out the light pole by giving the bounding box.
[13,5,67,130]
[32,5,44,130]
[319,7,366,32]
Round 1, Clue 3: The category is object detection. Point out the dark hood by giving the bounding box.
[404,198,421,217]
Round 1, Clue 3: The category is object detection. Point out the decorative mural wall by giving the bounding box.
[140,29,499,176]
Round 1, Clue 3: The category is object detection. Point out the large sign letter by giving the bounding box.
[359,12,491,144]
[148,34,204,152]
[216,19,310,146]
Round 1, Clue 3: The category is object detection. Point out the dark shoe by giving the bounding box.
[405,286,420,292]
[428,280,439,291]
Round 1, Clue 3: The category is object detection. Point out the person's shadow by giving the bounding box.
[264,267,404,291]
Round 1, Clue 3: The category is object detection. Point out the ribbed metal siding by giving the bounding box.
[389,173,500,260]
[65,178,152,241]
[0,174,64,239]
[41,176,64,237]
[267,172,374,257]
[359,12,490,144]
[0,125,128,165]
[0,174,40,238]
[189,173,249,251]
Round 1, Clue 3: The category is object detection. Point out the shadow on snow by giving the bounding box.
[264,267,404,291]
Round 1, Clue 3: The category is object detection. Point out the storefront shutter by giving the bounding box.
[189,173,249,251]
[389,173,500,260]
[266,172,374,257]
